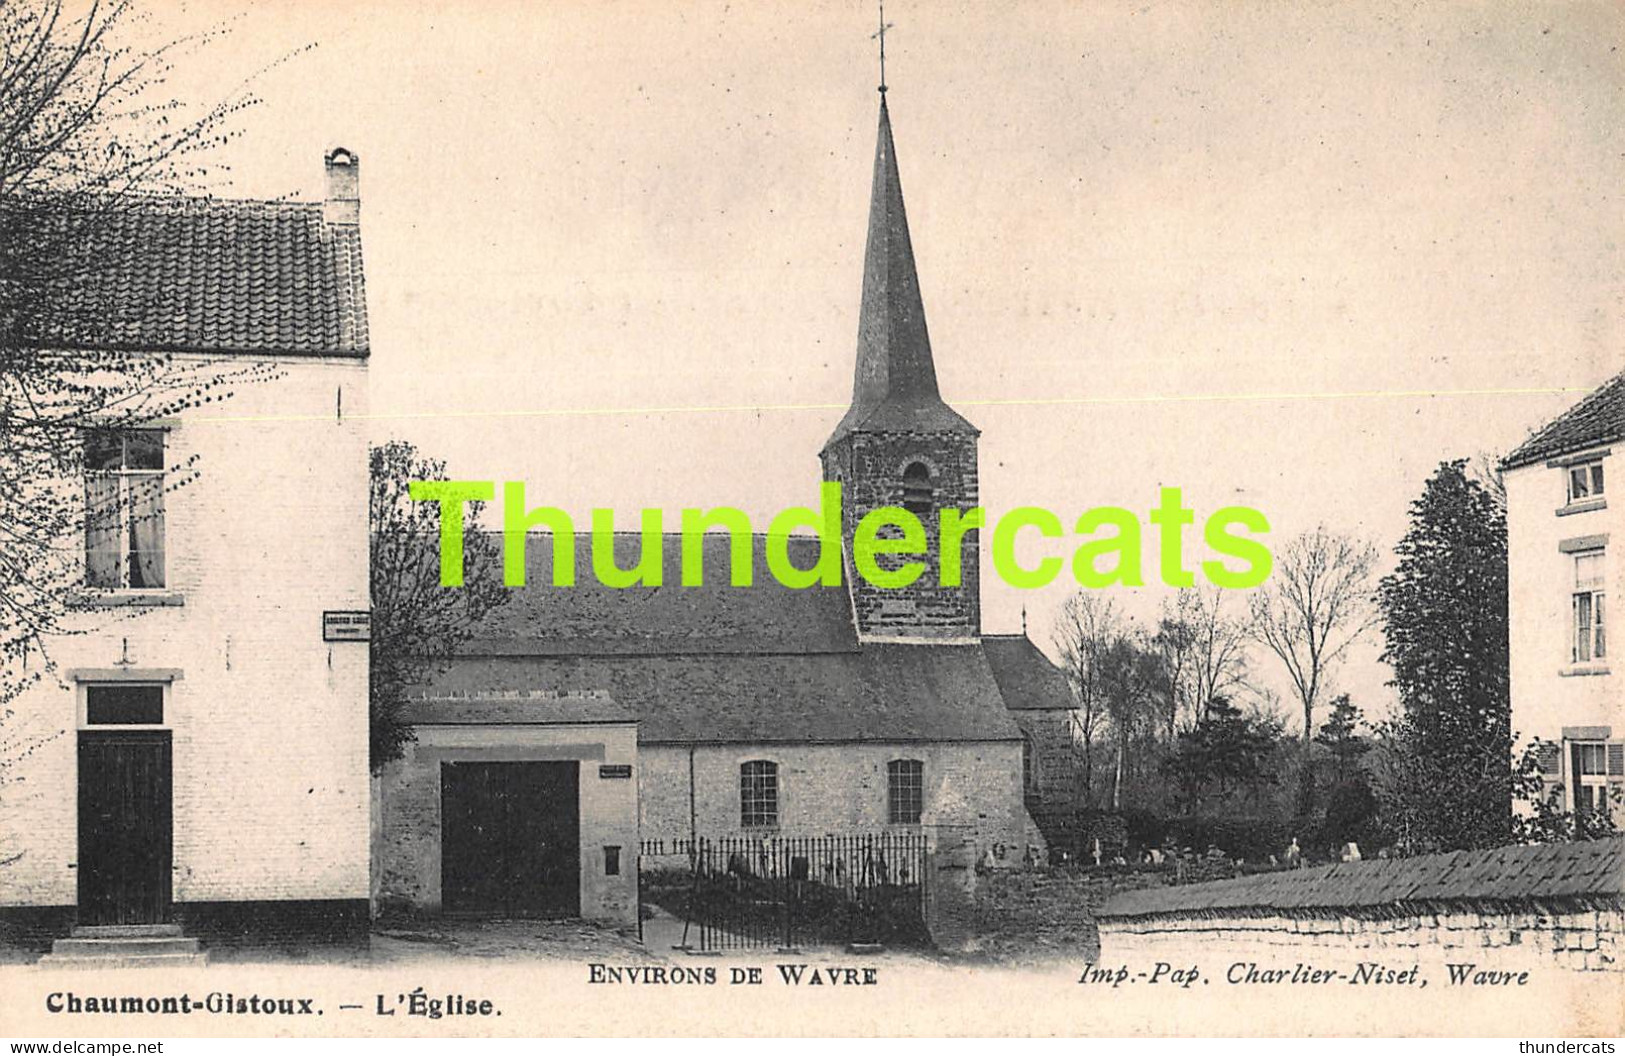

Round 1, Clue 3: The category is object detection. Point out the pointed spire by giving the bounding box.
[825,97,976,449]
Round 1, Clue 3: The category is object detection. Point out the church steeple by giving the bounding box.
[820,90,982,643]
[824,96,977,451]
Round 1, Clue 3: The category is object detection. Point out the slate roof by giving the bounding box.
[429,531,1023,745]
[427,646,1018,745]
[824,97,977,449]
[983,634,1076,712]
[1097,838,1625,919]
[1502,370,1625,469]
[467,534,858,656]
[402,690,634,727]
[15,195,368,357]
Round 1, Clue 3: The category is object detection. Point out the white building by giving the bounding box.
[0,151,372,950]
[1503,370,1625,819]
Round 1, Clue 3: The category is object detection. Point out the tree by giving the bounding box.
[1097,632,1167,810]
[369,440,511,769]
[1248,525,1378,814]
[1314,693,1370,785]
[1152,592,1197,740]
[1186,585,1251,724]
[1375,459,1512,853]
[1052,592,1121,806]
[1162,694,1282,814]
[1,1,276,709]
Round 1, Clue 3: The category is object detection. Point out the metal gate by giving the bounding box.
[642,833,929,952]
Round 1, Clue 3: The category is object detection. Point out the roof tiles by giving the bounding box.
[17,196,368,357]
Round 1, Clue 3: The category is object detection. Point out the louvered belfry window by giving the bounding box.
[901,462,933,516]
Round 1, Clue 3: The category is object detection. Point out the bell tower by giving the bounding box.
[821,93,981,642]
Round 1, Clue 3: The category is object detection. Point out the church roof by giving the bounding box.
[11,195,368,357]
[428,647,1018,745]
[823,97,977,450]
[1502,369,1625,469]
[402,690,635,727]
[982,633,1076,712]
[466,534,858,656]
[434,532,1021,745]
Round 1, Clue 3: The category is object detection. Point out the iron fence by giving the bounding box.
[640,833,930,952]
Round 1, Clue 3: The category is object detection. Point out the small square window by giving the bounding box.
[85,685,164,725]
[1569,461,1605,504]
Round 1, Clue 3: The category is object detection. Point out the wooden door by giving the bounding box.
[78,731,172,925]
[441,761,579,918]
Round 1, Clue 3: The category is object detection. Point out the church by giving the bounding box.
[372,91,1075,923]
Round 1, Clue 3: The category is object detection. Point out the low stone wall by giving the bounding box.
[1100,902,1622,973]
[1097,838,1625,974]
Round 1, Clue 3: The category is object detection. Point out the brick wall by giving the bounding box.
[821,430,980,640]
[0,357,370,913]
[638,740,1032,859]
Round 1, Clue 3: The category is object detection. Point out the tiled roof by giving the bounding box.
[432,531,1022,744]
[1502,370,1625,469]
[983,634,1076,712]
[17,195,368,357]
[1098,838,1625,919]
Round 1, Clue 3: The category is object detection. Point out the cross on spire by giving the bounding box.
[872,0,894,93]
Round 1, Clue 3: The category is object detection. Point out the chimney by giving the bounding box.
[324,147,360,225]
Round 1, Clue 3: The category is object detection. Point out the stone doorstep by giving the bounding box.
[51,936,201,957]
[70,924,183,939]
[37,951,208,970]
[37,924,208,968]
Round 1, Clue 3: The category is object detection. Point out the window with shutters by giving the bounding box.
[1572,742,1613,819]
[740,761,778,828]
[1572,551,1606,664]
[84,429,166,590]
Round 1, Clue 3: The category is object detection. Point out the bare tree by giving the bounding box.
[370,441,511,769]
[1247,525,1379,813]
[1,1,282,709]
[1052,592,1121,807]
[1187,584,1250,721]
[1152,591,1196,740]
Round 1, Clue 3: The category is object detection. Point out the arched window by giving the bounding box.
[887,759,923,824]
[1021,733,1036,796]
[901,462,933,516]
[740,760,778,828]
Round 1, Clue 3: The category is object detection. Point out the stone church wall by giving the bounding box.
[638,740,1031,860]
[821,430,981,641]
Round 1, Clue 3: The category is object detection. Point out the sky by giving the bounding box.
[149,0,1625,728]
